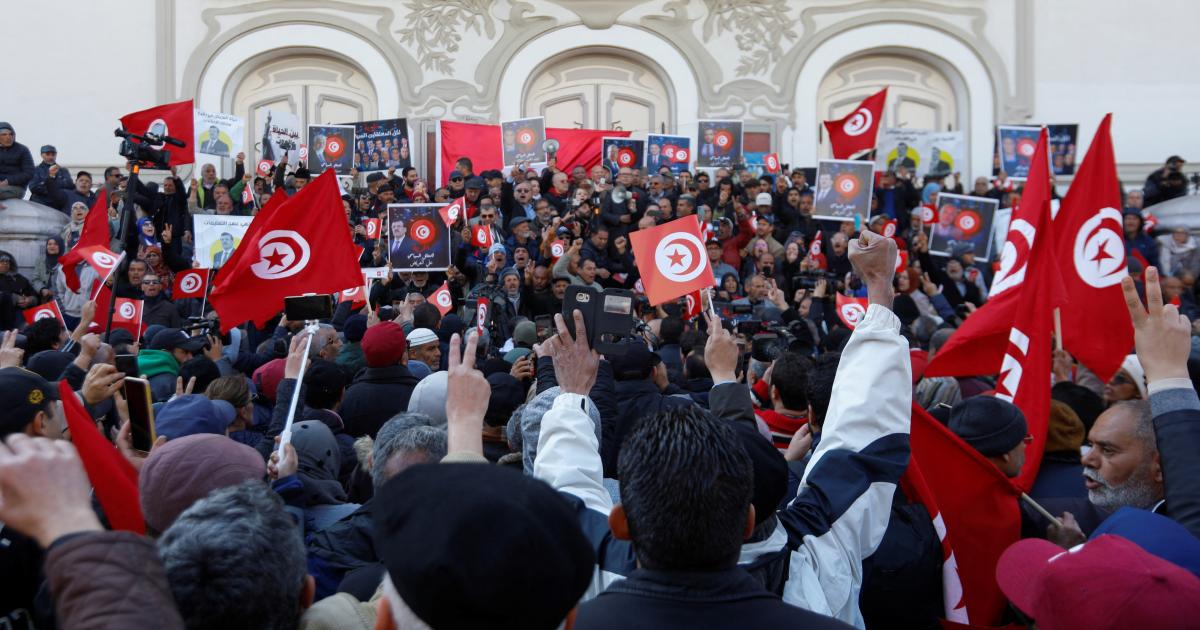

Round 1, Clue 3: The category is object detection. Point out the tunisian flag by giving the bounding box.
[823,87,887,159]
[440,121,631,185]
[118,99,195,166]
[431,281,455,316]
[59,380,145,534]
[209,170,363,331]
[835,293,869,329]
[23,300,65,327]
[59,189,109,292]
[629,216,715,306]
[1052,114,1132,382]
[906,403,1020,626]
[172,268,210,299]
[926,129,1056,378]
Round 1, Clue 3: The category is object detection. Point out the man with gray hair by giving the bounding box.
[1082,400,1162,512]
[306,413,447,599]
[309,323,342,363]
[158,481,314,629]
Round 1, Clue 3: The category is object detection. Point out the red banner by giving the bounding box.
[440,121,631,185]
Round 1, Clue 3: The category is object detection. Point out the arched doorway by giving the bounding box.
[817,52,963,158]
[228,52,379,164]
[522,49,673,134]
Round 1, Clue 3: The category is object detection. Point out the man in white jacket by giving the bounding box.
[534,230,910,628]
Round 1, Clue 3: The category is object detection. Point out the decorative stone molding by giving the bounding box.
[702,0,799,77]
[396,0,497,74]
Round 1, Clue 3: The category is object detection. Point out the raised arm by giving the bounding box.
[1123,267,1200,538]
[777,231,912,625]
[533,310,635,598]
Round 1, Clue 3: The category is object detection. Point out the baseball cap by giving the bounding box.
[512,320,537,348]
[40,144,57,154]
[996,534,1200,629]
[149,328,208,353]
[154,394,237,440]
[0,367,60,437]
[406,327,438,348]
[1090,507,1200,577]
[374,464,594,630]
[465,176,484,190]
[755,192,773,207]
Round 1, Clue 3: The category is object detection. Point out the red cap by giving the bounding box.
[997,534,1200,629]
[362,321,408,368]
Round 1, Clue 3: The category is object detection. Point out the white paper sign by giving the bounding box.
[193,215,253,269]
[194,111,245,158]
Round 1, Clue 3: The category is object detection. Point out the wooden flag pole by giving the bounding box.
[1054,307,1063,352]
[1020,492,1064,529]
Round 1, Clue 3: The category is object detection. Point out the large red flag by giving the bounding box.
[58,190,109,292]
[823,87,887,159]
[209,189,289,287]
[439,121,631,185]
[209,171,363,331]
[629,216,715,306]
[1052,115,1132,382]
[58,380,145,534]
[118,99,195,166]
[907,403,1020,627]
[926,129,1055,378]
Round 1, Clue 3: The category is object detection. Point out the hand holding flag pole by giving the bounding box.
[278,327,317,456]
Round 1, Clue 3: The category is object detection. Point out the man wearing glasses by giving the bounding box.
[142,273,183,328]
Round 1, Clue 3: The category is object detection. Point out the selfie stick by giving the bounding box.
[277,322,318,454]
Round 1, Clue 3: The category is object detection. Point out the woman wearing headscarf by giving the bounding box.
[287,420,360,533]
[135,217,161,260]
[31,236,64,301]
[61,201,89,248]
[0,250,38,328]
[140,245,174,287]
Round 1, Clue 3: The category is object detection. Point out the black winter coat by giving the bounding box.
[339,364,420,438]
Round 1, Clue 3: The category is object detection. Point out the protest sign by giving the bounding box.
[1047,124,1079,175]
[813,159,875,221]
[347,118,410,172]
[499,117,546,167]
[387,204,450,271]
[996,125,1041,181]
[646,134,691,173]
[696,120,743,168]
[194,111,244,158]
[928,192,1000,261]
[600,137,645,177]
[875,128,965,179]
[260,109,301,165]
[193,214,254,269]
[307,124,355,175]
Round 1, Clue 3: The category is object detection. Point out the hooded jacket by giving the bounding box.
[0,122,34,189]
[339,364,420,438]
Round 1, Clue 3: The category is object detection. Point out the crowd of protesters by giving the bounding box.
[1,113,1199,629]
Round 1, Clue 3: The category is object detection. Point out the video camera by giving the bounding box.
[792,270,840,291]
[114,128,186,170]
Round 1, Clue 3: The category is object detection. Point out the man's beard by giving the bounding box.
[1084,465,1160,511]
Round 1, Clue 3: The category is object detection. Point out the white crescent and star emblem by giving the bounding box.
[843,107,873,136]
[33,308,55,321]
[436,291,452,308]
[840,302,866,325]
[653,231,706,283]
[413,223,432,241]
[1073,207,1127,289]
[91,251,117,268]
[990,219,1036,297]
[179,273,202,293]
[250,230,312,280]
[118,302,137,319]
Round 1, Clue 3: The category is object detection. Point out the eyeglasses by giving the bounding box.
[142,279,161,285]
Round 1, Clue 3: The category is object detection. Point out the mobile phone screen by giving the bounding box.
[123,377,156,452]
